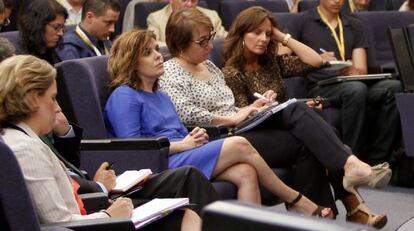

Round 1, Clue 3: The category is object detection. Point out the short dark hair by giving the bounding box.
[19,0,68,55]
[81,0,120,20]
[166,7,213,57]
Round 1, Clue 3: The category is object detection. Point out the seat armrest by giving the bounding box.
[80,137,170,150]
[79,138,169,175]
[41,218,135,231]
[186,125,230,139]
[79,192,109,214]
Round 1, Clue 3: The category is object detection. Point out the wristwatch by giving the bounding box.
[282,33,292,46]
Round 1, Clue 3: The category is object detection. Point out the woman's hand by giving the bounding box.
[106,197,133,218]
[181,127,209,149]
[232,106,258,125]
[320,51,337,62]
[53,111,71,136]
[272,27,285,42]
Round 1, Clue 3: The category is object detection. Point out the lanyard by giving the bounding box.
[348,0,355,12]
[317,6,346,61]
[75,25,108,56]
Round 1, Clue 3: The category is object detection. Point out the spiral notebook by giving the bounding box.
[230,98,297,135]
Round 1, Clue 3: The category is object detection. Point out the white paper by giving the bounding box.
[112,169,152,193]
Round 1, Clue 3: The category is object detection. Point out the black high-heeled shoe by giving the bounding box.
[285,193,334,218]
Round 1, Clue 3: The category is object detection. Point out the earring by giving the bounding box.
[242,41,245,47]
[179,50,183,57]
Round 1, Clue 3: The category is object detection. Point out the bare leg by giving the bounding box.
[181,209,201,231]
[211,136,326,215]
[213,163,261,203]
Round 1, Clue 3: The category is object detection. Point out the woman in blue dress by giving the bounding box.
[104,29,333,217]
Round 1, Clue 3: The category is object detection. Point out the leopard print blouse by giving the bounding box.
[222,54,313,108]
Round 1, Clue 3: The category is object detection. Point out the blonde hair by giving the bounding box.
[0,55,56,125]
[108,29,157,91]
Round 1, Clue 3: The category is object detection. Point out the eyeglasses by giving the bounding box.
[192,31,216,48]
[47,23,65,32]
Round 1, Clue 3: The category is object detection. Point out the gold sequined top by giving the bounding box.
[222,54,314,108]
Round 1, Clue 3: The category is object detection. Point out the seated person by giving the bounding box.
[147,0,227,46]
[57,0,119,60]
[19,0,67,64]
[0,54,216,231]
[285,0,402,165]
[160,7,389,229]
[56,0,85,25]
[105,28,339,218]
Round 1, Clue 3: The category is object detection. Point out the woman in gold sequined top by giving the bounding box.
[221,6,389,229]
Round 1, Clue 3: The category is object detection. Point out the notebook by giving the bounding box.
[317,73,393,86]
[131,198,189,229]
[230,98,297,135]
[112,169,152,193]
[321,60,353,71]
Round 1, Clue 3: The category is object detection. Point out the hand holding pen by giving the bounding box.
[319,48,337,61]
[253,91,277,106]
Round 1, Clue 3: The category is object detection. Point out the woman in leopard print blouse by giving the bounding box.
[221,6,388,228]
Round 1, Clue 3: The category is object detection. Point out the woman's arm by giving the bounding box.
[274,28,323,67]
[169,127,209,154]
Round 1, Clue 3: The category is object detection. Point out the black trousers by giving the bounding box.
[309,79,402,164]
[241,102,352,209]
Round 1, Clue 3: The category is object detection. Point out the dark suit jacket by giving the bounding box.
[45,124,104,194]
[56,29,112,61]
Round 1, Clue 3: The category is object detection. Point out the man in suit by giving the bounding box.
[56,0,120,60]
[47,111,219,221]
[147,0,227,46]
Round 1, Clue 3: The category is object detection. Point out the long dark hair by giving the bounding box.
[19,0,68,55]
[222,6,279,71]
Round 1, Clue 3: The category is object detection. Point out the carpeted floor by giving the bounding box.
[272,185,414,230]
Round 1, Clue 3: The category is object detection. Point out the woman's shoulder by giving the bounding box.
[221,65,243,79]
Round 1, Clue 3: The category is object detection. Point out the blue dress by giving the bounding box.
[104,85,223,179]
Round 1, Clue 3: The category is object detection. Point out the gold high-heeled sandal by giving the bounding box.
[343,162,392,202]
[285,193,334,218]
[346,203,387,229]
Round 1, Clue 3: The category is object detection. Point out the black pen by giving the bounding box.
[106,162,114,170]
[112,186,143,200]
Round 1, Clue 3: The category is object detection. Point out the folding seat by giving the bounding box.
[355,11,414,73]
[202,201,375,231]
[220,0,290,30]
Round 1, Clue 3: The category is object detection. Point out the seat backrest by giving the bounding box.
[388,27,414,92]
[0,141,41,231]
[298,0,318,12]
[56,56,111,139]
[395,93,414,158]
[404,24,414,65]
[113,0,131,39]
[220,0,290,30]
[354,11,414,71]
[273,12,300,30]
[0,31,22,54]
[134,2,168,29]
[209,38,224,68]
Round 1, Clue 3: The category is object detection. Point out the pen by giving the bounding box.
[253,92,267,100]
[319,48,327,53]
[106,162,114,170]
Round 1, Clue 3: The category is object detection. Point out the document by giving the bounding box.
[321,60,352,71]
[231,98,297,135]
[131,198,189,229]
[112,169,152,193]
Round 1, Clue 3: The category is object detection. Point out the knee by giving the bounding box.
[228,136,255,154]
[342,82,368,100]
[233,164,258,185]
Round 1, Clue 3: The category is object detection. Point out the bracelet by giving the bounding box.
[282,33,292,46]
[101,210,111,217]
